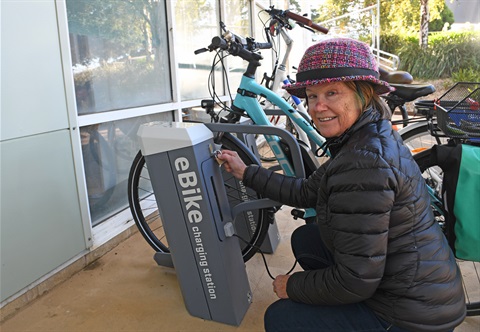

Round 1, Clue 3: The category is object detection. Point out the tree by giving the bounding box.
[67,0,145,60]
[429,5,454,31]
[289,0,302,12]
[122,0,168,67]
[313,0,445,38]
[67,0,175,69]
[420,0,430,48]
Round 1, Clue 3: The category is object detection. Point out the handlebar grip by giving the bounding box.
[194,48,208,55]
[256,42,272,50]
[209,36,228,51]
[285,11,328,34]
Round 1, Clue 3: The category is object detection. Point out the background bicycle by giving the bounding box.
[412,82,480,316]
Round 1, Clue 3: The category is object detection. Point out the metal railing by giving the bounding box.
[317,1,399,70]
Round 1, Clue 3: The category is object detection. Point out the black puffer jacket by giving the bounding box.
[243,109,466,332]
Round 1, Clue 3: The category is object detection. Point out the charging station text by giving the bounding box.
[175,156,217,300]
[175,157,203,224]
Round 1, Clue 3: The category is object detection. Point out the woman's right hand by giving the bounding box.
[217,150,247,180]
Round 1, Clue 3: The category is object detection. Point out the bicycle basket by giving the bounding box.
[435,82,480,140]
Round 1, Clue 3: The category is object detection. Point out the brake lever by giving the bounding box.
[297,22,315,33]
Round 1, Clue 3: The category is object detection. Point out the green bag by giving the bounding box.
[432,143,480,262]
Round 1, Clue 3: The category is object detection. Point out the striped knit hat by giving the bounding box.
[284,38,394,98]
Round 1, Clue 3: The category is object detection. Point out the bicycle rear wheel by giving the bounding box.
[400,122,447,155]
[127,132,271,262]
[414,148,480,316]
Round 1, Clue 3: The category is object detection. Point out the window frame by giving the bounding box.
[56,0,257,248]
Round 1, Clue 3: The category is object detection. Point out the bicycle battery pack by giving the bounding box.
[138,121,251,326]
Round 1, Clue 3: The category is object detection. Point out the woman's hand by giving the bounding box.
[217,150,247,180]
[272,275,290,299]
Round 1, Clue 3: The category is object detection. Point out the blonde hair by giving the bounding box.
[344,81,392,119]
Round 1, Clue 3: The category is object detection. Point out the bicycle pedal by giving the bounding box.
[291,208,305,220]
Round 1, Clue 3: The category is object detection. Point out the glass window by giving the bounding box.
[81,113,172,225]
[174,0,219,100]
[66,0,171,115]
[222,0,252,91]
[174,0,251,101]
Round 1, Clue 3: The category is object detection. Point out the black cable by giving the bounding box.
[257,9,279,89]
[220,53,235,103]
[233,233,298,280]
[208,51,233,118]
[206,12,285,122]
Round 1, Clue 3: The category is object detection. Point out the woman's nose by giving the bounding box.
[309,97,328,113]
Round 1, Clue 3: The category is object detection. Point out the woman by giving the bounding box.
[218,38,465,332]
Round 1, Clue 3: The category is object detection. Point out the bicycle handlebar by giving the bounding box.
[265,6,329,34]
[193,7,328,69]
[284,10,328,34]
[194,27,268,65]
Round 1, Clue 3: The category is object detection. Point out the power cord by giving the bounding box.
[233,233,298,280]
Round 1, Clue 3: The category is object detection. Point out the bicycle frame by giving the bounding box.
[194,7,329,220]
[233,74,327,218]
[262,19,312,148]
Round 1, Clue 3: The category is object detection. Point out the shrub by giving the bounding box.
[452,68,480,82]
[380,31,480,80]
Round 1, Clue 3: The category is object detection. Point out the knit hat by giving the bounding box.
[283,38,394,98]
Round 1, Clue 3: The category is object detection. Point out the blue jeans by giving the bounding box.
[264,224,410,332]
[264,299,407,332]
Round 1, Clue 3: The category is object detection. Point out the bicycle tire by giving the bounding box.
[414,148,480,317]
[257,116,302,162]
[257,116,293,162]
[257,117,298,162]
[257,139,277,162]
[399,121,446,155]
[127,132,271,262]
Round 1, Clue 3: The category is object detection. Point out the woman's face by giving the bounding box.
[306,81,362,138]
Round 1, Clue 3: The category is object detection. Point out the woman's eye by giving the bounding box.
[327,91,336,96]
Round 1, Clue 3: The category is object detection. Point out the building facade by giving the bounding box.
[1,0,312,308]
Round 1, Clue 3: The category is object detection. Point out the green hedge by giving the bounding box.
[380,31,480,80]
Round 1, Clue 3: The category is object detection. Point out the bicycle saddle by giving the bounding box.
[389,83,436,102]
[379,67,413,84]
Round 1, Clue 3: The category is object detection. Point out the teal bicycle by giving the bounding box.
[128,7,328,262]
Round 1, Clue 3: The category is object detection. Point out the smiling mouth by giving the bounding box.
[318,117,336,122]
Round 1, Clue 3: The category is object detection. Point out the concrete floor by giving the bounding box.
[1,207,479,331]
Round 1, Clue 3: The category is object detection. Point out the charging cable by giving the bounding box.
[233,233,298,280]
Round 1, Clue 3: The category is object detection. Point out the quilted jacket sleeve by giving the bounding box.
[242,161,329,209]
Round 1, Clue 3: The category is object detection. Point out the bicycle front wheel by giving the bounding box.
[414,148,480,316]
[127,132,271,262]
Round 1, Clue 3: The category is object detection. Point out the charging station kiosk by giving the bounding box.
[138,121,251,326]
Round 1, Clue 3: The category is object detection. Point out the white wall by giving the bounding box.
[1,0,87,302]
